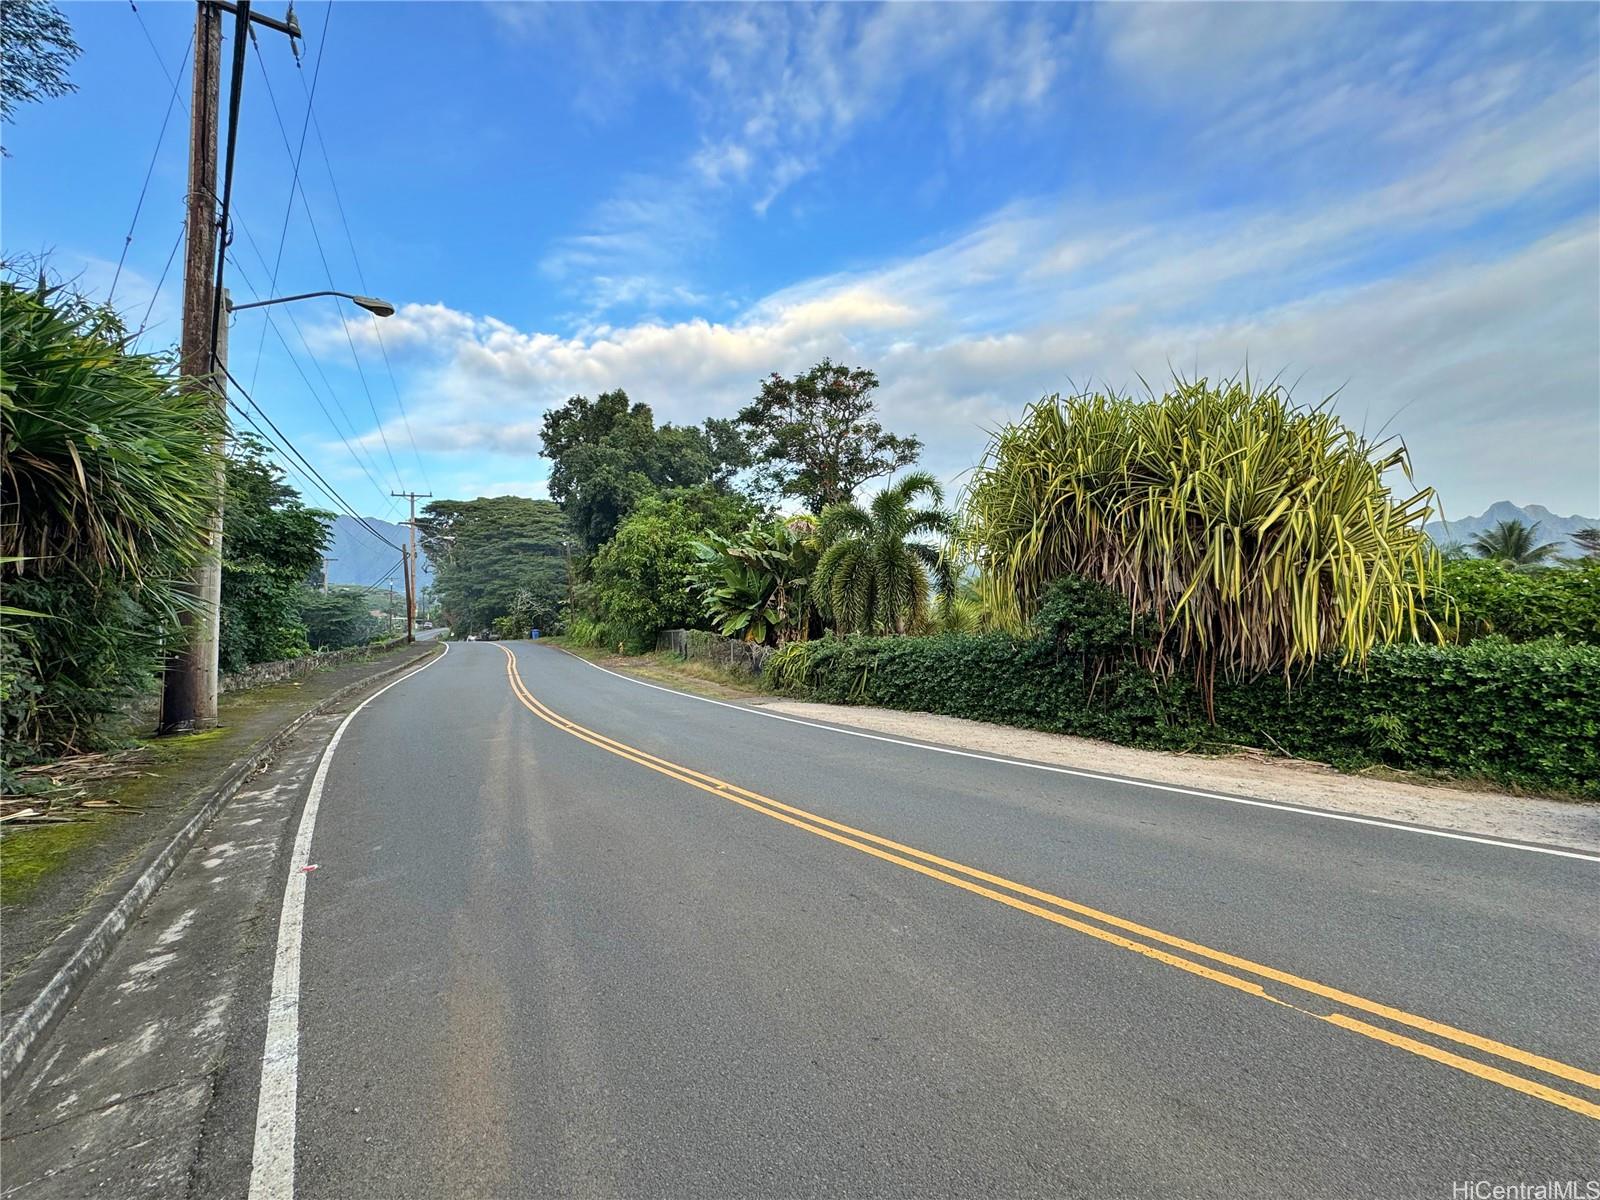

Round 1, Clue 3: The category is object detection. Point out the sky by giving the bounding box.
[6,1,1598,547]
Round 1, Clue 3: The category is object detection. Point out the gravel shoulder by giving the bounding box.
[548,643,1600,855]
[759,698,1600,853]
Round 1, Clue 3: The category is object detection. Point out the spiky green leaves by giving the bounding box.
[959,377,1443,698]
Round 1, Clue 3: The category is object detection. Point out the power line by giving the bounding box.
[245,6,405,489]
[244,12,321,393]
[358,559,405,594]
[225,244,401,514]
[135,216,188,342]
[223,391,397,554]
[216,359,404,554]
[110,20,193,305]
[302,97,429,487]
[128,0,188,109]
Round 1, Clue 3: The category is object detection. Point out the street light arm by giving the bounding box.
[226,289,396,318]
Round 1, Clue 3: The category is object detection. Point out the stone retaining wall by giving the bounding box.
[218,636,411,694]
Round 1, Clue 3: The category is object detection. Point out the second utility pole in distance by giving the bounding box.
[392,491,432,642]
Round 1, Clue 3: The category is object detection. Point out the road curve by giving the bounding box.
[253,640,1599,1198]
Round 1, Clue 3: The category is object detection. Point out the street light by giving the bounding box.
[226,289,397,318]
[157,283,400,734]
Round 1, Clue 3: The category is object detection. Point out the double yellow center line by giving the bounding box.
[497,644,1600,1121]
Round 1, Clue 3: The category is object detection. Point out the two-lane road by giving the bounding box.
[225,640,1599,1198]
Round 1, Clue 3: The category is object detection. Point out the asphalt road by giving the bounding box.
[231,641,1600,1198]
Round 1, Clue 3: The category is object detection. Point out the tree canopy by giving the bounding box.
[814,471,954,635]
[539,389,750,550]
[218,437,329,672]
[0,0,79,152]
[414,496,570,634]
[298,588,385,652]
[736,359,922,512]
[587,490,758,651]
[1468,519,1563,566]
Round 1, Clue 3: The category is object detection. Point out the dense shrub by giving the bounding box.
[2,277,223,765]
[767,589,1599,797]
[959,379,1441,705]
[562,615,613,649]
[218,438,328,673]
[1211,637,1599,794]
[1430,559,1599,645]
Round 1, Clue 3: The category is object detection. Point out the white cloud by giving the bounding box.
[338,3,1598,516]
[335,207,1598,517]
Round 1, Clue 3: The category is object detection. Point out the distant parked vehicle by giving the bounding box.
[465,633,477,641]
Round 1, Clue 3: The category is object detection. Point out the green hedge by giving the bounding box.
[1431,559,1600,645]
[767,632,1600,798]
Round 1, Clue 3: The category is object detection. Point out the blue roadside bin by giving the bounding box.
[530,628,540,640]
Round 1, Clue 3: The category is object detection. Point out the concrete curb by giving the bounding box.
[0,643,442,1092]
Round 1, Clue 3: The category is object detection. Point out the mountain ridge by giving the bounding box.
[1424,501,1597,555]
[321,515,434,589]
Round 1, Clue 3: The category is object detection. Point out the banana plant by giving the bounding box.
[690,517,817,644]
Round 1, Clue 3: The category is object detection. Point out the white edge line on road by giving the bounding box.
[248,643,449,1200]
[543,646,1600,865]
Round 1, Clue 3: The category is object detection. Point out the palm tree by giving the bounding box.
[1572,527,1600,560]
[1469,519,1562,566]
[813,471,955,635]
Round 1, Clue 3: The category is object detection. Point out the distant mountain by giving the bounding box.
[321,515,434,589]
[1425,502,1598,557]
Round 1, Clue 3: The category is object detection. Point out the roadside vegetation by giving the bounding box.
[1,274,410,789]
[3,6,1590,803]
[463,363,1596,799]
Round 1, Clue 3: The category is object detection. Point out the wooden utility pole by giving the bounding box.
[391,491,431,642]
[159,0,299,733]
[158,2,224,733]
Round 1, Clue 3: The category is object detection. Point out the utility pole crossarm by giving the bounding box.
[214,0,300,40]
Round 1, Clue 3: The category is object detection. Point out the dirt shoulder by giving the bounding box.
[550,642,1600,855]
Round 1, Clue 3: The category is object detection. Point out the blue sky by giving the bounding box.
[6,1,1598,545]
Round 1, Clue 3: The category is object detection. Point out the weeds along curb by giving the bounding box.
[0,643,442,1092]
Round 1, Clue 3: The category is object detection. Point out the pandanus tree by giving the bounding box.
[958,377,1442,710]
[813,471,956,635]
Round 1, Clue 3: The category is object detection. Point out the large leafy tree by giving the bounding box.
[960,377,1441,708]
[1,276,222,760]
[588,491,756,651]
[736,359,922,512]
[218,437,330,672]
[539,390,750,550]
[1469,519,1563,566]
[0,0,79,154]
[813,471,955,635]
[414,496,570,634]
[298,588,383,651]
